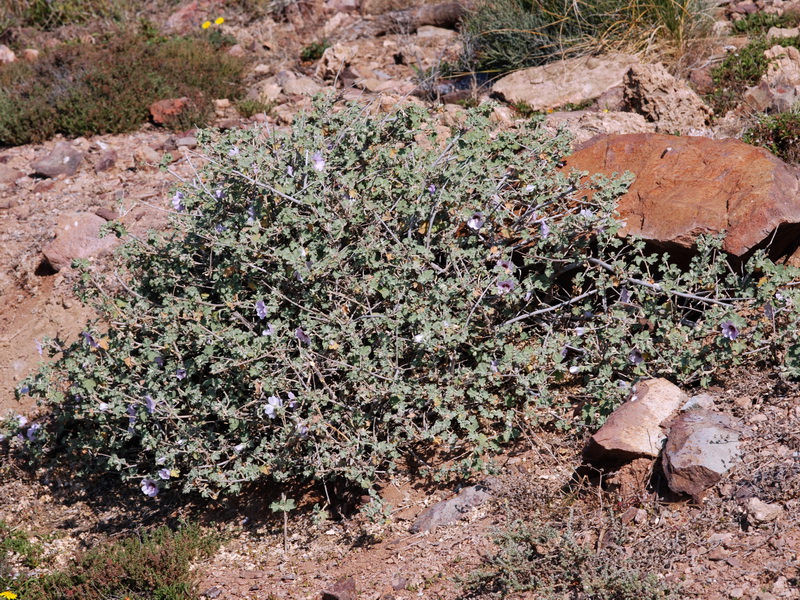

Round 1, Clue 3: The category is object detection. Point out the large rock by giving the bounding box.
[583,378,687,466]
[0,164,24,184]
[492,53,639,112]
[42,212,120,271]
[662,410,744,501]
[0,45,16,64]
[150,97,191,125]
[743,44,800,113]
[30,142,83,178]
[622,63,712,134]
[563,133,800,260]
[545,111,655,147]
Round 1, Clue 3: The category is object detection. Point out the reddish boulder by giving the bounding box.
[564,133,800,260]
[42,212,120,271]
[150,97,191,125]
[31,142,84,178]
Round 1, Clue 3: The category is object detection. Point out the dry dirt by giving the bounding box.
[0,2,799,599]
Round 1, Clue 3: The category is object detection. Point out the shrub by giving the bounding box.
[0,30,246,146]
[0,0,122,31]
[3,524,218,600]
[460,0,713,75]
[743,111,800,164]
[300,39,331,62]
[706,36,800,116]
[732,10,800,35]
[236,98,274,118]
[464,519,675,599]
[11,98,800,499]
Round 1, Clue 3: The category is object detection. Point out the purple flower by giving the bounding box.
[540,220,550,239]
[172,192,185,212]
[247,204,256,224]
[619,288,631,304]
[496,279,516,295]
[295,421,309,438]
[312,151,325,172]
[158,468,171,480]
[98,402,109,412]
[579,208,594,218]
[234,443,246,453]
[295,327,311,344]
[721,321,739,341]
[176,368,187,380]
[141,478,159,497]
[153,355,164,367]
[82,332,99,349]
[286,391,298,409]
[490,360,499,373]
[215,224,227,233]
[16,415,27,428]
[26,423,40,441]
[287,165,294,176]
[413,333,425,343]
[255,300,268,320]
[35,338,43,356]
[496,259,514,273]
[19,385,29,395]
[144,394,156,415]
[428,184,436,194]
[215,188,224,200]
[629,348,644,365]
[262,324,275,336]
[127,405,137,432]
[467,211,485,231]
[156,456,167,465]
[265,395,283,419]
[228,146,239,157]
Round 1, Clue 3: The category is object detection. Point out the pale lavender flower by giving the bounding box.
[18,386,29,395]
[26,423,40,441]
[428,184,436,194]
[286,391,298,410]
[721,321,739,341]
[575,327,585,336]
[35,338,43,356]
[228,146,239,157]
[561,346,568,358]
[413,333,425,343]
[215,224,227,233]
[98,402,109,412]
[158,468,171,480]
[255,300,268,320]
[497,279,516,295]
[629,349,644,365]
[172,192,185,212]
[144,394,156,415]
[579,208,594,218]
[127,405,137,432]
[234,443,246,453]
[287,165,294,176]
[569,365,580,374]
[467,211,485,231]
[247,205,256,224]
[262,324,275,336]
[154,355,164,367]
[265,395,283,419]
[312,151,325,171]
[619,288,631,304]
[540,220,550,239]
[82,332,99,349]
[176,368,187,380]
[295,421,309,437]
[525,184,535,192]
[496,259,514,273]
[490,360,499,373]
[16,415,27,428]
[141,478,159,497]
[215,188,224,200]
[295,327,310,344]
[156,456,167,465]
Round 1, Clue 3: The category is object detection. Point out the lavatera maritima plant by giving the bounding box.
[9,97,800,498]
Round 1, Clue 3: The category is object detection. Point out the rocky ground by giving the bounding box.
[1,0,800,598]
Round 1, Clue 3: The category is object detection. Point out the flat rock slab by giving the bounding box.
[564,133,800,260]
[662,410,744,501]
[583,378,687,466]
[42,212,120,271]
[409,483,492,533]
[492,53,639,112]
[30,142,83,178]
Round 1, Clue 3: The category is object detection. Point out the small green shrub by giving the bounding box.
[236,98,274,118]
[300,39,330,62]
[0,0,123,30]
[743,111,800,164]
[465,520,675,599]
[707,37,800,115]
[11,98,800,499]
[732,10,800,35]
[0,521,45,570]
[0,31,246,146]
[3,524,218,600]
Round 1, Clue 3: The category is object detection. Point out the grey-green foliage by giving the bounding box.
[464,519,675,599]
[11,97,800,498]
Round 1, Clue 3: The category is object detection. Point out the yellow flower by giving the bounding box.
[1,592,18,600]
[214,17,225,25]
[201,21,211,29]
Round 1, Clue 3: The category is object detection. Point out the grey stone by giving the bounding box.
[409,482,493,533]
[583,378,687,465]
[746,497,784,523]
[662,410,744,500]
[94,149,117,173]
[31,142,84,178]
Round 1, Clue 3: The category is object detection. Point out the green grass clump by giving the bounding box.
[465,520,675,599]
[0,31,246,146]
[460,0,713,75]
[743,110,800,164]
[300,39,330,62]
[2,524,219,600]
[0,0,123,31]
[235,98,273,117]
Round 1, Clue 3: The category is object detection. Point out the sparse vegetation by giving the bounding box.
[300,39,330,62]
[743,110,800,163]
[0,29,246,146]
[236,98,274,118]
[732,10,800,35]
